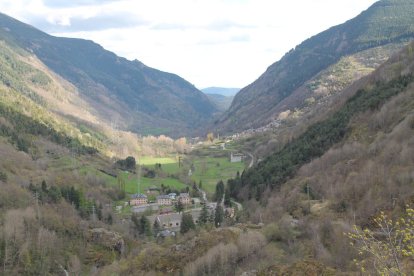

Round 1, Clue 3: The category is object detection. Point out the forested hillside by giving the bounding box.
[225,42,414,273]
[0,12,217,137]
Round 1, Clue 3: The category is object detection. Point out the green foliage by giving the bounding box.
[180,212,195,234]
[28,181,62,204]
[175,200,184,213]
[233,75,414,200]
[132,214,152,237]
[214,180,225,203]
[199,204,209,225]
[0,102,98,154]
[214,205,224,227]
[0,171,8,182]
[115,156,136,172]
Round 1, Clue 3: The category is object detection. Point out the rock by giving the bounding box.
[87,228,125,254]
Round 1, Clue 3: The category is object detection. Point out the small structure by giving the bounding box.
[146,186,160,195]
[130,193,148,206]
[230,152,245,163]
[157,230,176,238]
[178,193,191,205]
[157,195,173,206]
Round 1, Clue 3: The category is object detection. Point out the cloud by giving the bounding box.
[31,12,147,32]
[42,0,116,8]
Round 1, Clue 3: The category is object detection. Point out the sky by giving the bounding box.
[0,0,378,89]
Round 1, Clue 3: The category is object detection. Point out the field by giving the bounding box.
[190,156,246,194]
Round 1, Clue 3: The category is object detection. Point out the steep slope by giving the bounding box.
[0,13,217,137]
[226,41,414,273]
[216,0,414,133]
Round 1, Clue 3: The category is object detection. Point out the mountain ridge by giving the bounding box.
[215,0,414,134]
[0,12,217,137]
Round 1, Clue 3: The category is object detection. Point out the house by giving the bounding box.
[178,193,191,205]
[156,213,182,229]
[168,193,177,200]
[129,193,148,206]
[230,152,245,163]
[157,195,172,206]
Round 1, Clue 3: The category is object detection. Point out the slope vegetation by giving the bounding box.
[0,13,217,137]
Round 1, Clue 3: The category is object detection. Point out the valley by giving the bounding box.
[2,0,414,275]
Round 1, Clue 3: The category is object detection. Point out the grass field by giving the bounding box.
[190,156,246,194]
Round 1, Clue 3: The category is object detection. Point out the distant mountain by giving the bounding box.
[214,0,414,134]
[0,12,217,137]
[202,87,240,97]
[205,94,234,112]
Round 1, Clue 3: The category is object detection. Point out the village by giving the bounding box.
[114,148,245,237]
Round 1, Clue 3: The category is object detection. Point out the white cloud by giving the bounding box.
[0,0,378,88]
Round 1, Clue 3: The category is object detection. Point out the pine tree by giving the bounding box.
[214,180,225,203]
[180,213,195,234]
[214,205,224,228]
[175,200,184,213]
[199,204,209,225]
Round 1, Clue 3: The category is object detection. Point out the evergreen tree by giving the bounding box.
[214,204,224,228]
[199,204,209,225]
[224,188,232,207]
[175,200,184,213]
[214,180,225,203]
[180,213,195,234]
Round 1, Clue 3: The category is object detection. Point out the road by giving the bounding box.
[244,151,255,168]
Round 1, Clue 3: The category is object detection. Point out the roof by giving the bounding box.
[157,195,172,200]
[179,193,190,198]
[157,213,182,225]
[130,193,147,199]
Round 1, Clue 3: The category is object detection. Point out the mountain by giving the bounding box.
[215,0,414,134]
[0,12,217,137]
[201,87,240,97]
[228,41,414,273]
[205,94,234,112]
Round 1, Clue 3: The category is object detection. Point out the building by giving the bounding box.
[168,193,177,200]
[178,193,191,205]
[230,152,245,163]
[130,193,148,206]
[156,213,182,229]
[157,195,172,206]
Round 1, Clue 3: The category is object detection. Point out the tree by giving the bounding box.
[214,180,225,203]
[132,214,152,237]
[347,207,414,275]
[214,205,224,228]
[175,200,184,213]
[125,156,136,171]
[224,188,232,207]
[180,213,195,234]
[153,219,161,235]
[206,132,214,143]
[199,204,209,225]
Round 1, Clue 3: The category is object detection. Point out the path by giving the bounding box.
[244,151,255,168]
